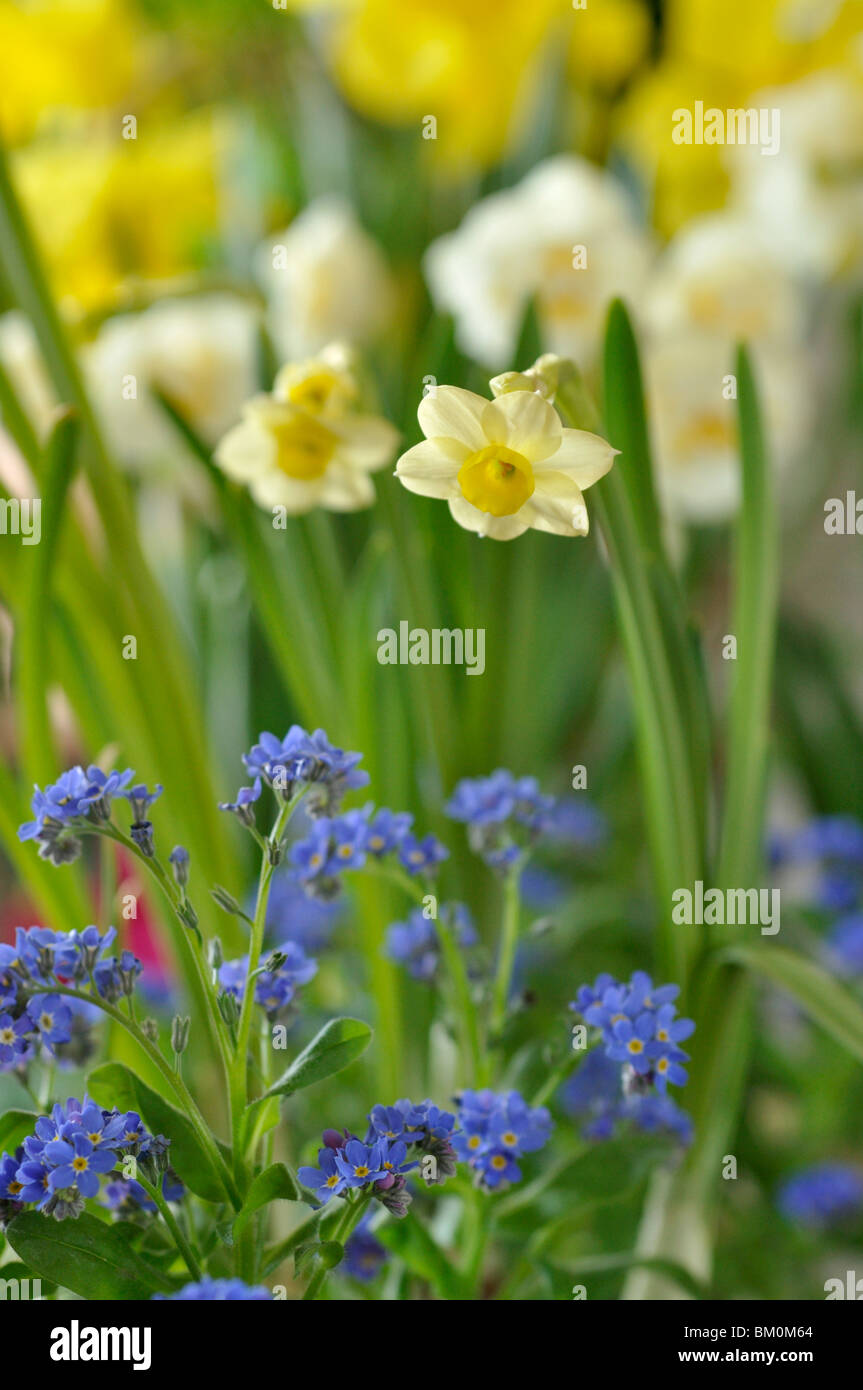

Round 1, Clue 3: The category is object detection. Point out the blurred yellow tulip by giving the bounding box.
[12,112,233,311]
[325,0,568,169]
[0,0,144,144]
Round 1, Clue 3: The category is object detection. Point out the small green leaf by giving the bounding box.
[5,1211,175,1300]
[87,1061,228,1204]
[0,1109,39,1153]
[264,1017,372,1099]
[231,1163,299,1241]
[262,1205,324,1277]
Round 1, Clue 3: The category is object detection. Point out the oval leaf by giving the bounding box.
[0,1109,39,1154]
[232,1162,299,1240]
[6,1211,175,1300]
[264,1017,372,1099]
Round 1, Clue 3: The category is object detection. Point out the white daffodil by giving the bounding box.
[395,384,616,540]
[214,342,399,515]
[424,155,653,367]
[641,212,806,348]
[645,333,812,524]
[726,71,863,278]
[84,294,260,467]
[254,196,393,361]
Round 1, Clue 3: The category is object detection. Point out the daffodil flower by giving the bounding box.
[214,344,399,514]
[395,385,616,540]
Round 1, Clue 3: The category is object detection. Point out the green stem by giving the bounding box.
[41,983,241,1209]
[137,1174,202,1280]
[85,823,231,1083]
[488,866,522,1056]
[230,795,301,1176]
[302,1193,372,1301]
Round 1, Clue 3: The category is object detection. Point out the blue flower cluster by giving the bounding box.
[0,1095,176,1223]
[570,971,695,1095]
[385,902,477,982]
[299,1099,459,1217]
[452,1089,552,1190]
[154,1278,271,1300]
[562,1048,693,1145]
[218,940,317,1018]
[773,816,863,977]
[290,806,448,900]
[343,1211,389,1283]
[239,726,370,817]
[0,926,141,1072]
[17,765,163,863]
[446,769,603,870]
[777,1163,863,1230]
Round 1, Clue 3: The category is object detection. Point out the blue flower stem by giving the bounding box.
[42,983,242,1209]
[84,823,231,1083]
[302,1191,373,1301]
[488,865,522,1066]
[230,794,302,1178]
[529,1045,584,1108]
[137,1174,202,1281]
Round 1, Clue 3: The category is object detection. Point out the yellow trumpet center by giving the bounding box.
[457,443,534,517]
[270,413,337,480]
[285,369,350,414]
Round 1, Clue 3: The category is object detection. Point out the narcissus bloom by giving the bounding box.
[396,385,615,540]
[214,344,399,515]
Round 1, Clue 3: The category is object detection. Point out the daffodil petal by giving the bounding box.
[418,385,488,450]
[249,471,325,513]
[523,471,589,535]
[333,414,400,470]
[534,428,617,488]
[214,419,275,480]
[396,440,461,498]
[480,390,561,462]
[318,462,376,510]
[448,494,529,540]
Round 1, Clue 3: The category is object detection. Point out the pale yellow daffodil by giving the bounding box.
[396,384,615,540]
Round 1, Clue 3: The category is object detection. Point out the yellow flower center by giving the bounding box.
[627,1039,644,1055]
[326,1174,340,1187]
[354,1165,370,1178]
[0,1029,13,1043]
[491,1155,507,1171]
[285,369,346,414]
[457,444,534,517]
[9,1180,22,1195]
[72,1156,88,1172]
[270,413,337,480]
[501,1131,518,1147]
[673,411,735,457]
